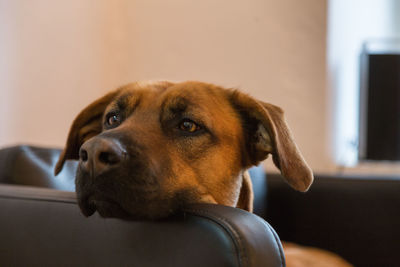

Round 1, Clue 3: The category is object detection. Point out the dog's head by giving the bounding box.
[55,81,313,219]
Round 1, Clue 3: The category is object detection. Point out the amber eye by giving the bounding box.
[179,120,200,133]
[106,113,121,127]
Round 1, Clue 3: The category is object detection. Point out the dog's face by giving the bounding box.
[55,81,313,219]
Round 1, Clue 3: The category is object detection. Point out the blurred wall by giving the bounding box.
[327,0,400,176]
[0,0,331,172]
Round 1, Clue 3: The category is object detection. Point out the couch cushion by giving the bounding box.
[0,145,76,191]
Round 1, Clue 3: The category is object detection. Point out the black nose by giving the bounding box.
[79,138,126,177]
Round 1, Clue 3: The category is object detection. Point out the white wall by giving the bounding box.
[328,0,397,166]
[0,0,330,172]
[328,0,400,175]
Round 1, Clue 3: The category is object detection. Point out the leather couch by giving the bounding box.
[2,145,399,267]
[0,145,284,267]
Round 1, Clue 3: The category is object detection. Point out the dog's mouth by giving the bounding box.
[79,194,131,219]
[75,166,204,220]
[77,186,202,221]
[77,188,179,220]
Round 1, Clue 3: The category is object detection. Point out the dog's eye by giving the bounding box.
[179,120,200,133]
[106,113,121,128]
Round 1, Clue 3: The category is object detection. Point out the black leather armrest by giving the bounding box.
[0,184,284,267]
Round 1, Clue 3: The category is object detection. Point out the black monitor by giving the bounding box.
[359,41,400,161]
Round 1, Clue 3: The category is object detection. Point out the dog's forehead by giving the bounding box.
[105,81,170,111]
[111,81,232,113]
[162,83,226,111]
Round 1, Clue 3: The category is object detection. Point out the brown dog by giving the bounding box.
[55,81,351,266]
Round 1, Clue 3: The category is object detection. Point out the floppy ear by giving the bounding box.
[229,91,313,192]
[54,90,120,175]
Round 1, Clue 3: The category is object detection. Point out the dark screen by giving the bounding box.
[365,54,400,160]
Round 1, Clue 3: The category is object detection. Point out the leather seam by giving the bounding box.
[0,194,77,204]
[184,208,248,267]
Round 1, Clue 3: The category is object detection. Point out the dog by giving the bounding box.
[55,81,352,266]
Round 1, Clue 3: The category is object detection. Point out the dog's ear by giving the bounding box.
[54,90,120,175]
[229,91,313,192]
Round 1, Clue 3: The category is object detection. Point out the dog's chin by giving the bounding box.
[79,195,132,219]
[78,194,179,220]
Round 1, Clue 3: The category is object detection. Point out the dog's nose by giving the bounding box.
[79,138,126,177]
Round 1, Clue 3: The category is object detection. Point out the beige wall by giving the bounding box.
[0,0,332,172]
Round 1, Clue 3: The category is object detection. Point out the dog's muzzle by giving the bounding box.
[76,137,131,218]
[74,135,187,220]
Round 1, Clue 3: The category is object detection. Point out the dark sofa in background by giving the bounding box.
[266,173,400,267]
[1,145,399,266]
